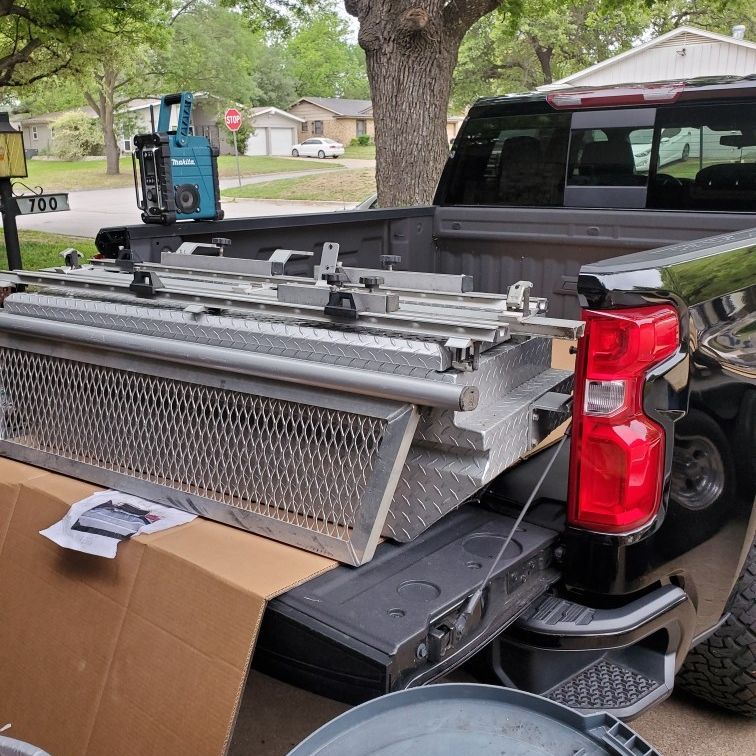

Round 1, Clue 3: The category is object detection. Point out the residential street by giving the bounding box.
[14,158,372,238]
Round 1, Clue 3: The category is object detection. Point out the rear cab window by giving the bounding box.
[438,108,571,206]
[436,89,756,213]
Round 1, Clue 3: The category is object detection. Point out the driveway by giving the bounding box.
[15,158,373,238]
[230,672,756,755]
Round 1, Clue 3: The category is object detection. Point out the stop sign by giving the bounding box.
[224,108,242,132]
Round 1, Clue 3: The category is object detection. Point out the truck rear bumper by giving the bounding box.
[490,584,696,719]
[253,506,559,703]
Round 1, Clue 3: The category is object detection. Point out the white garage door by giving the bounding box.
[245,128,267,156]
[270,127,294,155]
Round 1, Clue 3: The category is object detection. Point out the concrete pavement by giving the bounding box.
[230,671,756,755]
[14,157,372,238]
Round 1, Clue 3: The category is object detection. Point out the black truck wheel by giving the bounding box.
[677,537,756,717]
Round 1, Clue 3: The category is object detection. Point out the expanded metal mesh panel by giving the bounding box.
[0,348,387,541]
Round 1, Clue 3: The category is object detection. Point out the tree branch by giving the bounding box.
[443,0,502,39]
[83,92,101,117]
[170,0,199,25]
[1,54,73,87]
[0,36,41,73]
[6,4,32,22]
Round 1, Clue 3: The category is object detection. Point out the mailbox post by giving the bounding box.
[0,112,27,270]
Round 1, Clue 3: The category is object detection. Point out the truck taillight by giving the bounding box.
[568,305,679,533]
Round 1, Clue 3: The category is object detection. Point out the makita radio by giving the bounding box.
[133,92,223,224]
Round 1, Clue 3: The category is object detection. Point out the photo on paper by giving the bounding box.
[71,500,161,541]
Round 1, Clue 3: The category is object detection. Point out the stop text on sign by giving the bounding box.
[224,108,242,132]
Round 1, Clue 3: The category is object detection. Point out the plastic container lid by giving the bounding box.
[0,736,51,756]
[289,683,659,756]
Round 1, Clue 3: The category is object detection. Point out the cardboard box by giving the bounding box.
[0,459,335,755]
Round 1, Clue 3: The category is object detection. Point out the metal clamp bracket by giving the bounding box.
[506,280,533,312]
[129,270,163,298]
[325,289,358,320]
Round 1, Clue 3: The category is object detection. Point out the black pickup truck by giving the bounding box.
[96,76,756,721]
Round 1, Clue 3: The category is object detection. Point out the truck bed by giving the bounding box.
[96,205,756,318]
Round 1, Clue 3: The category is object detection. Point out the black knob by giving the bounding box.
[379,255,401,269]
[359,276,384,290]
[323,271,347,286]
[212,237,231,247]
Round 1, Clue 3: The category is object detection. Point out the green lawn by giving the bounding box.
[342,144,376,160]
[662,150,756,180]
[0,230,98,271]
[22,155,340,193]
[222,168,376,203]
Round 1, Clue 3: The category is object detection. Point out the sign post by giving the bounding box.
[0,112,28,270]
[224,108,243,188]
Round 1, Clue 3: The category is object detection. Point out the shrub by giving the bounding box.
[357,134,371,146]
[51,112,103,161]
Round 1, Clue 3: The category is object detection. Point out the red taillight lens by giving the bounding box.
[568,306,679,533]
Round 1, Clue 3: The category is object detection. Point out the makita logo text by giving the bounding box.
[171,158,196,167]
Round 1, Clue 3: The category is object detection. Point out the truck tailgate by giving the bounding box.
[254,505,559,703]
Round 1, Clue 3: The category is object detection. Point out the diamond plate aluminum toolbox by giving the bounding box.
[0,244,580,565]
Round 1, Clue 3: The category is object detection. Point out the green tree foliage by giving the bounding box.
[644,0,755,37]
[14,77,88,115]
[451,0,754,110]
[158,2,300,109]
[19,1,173,174]
[159,3,263,103]
[250,44,299,109]
[0,1,139,88]
[452,0,651,108]
[286,2,369,98]
[51,111,103,160]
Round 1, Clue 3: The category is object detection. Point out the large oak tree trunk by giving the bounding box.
[347,1,500,207]
[366,31,457,206]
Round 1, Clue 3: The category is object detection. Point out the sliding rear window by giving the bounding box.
[438,112,571,206]
[647,102,756,212]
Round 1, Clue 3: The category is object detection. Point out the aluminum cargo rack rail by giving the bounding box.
[6,265,584,342]
[0,254,578,565]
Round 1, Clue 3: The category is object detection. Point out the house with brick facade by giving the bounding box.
[288,97,463,144]
[288,97,374,145]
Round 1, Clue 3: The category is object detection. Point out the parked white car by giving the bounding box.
[291,138,345,159]
[631,128,696,172]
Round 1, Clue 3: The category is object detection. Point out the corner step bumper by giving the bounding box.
[490,585,696,719]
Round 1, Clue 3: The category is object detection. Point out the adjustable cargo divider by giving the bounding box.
[0,319,428,566]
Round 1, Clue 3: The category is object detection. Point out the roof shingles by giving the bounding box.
[294,97,373,117]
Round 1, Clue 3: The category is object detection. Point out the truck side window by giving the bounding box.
[439,112,571,206]
[647,103,756,212]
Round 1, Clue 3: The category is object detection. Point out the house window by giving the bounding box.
[301,121,308,132]
[313,120,323,135]
[123,138,132,152]
[356,119,367,137]
[31,126,38,141]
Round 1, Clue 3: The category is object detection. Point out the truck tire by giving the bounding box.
[677,537,756,717]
